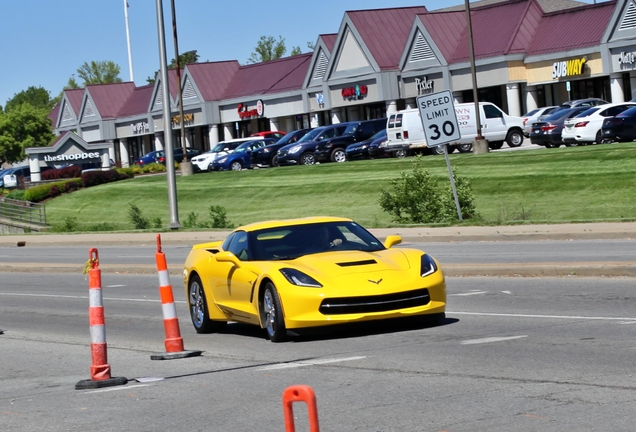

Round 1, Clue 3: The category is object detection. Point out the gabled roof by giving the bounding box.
[222,53,312,99]
[346,6,428,70]
[438,0,588,13]
[48,104,60,124]
[117,84,154,117]
[65,88,84,114]
[85,82,136,119]
[526,1,616,56]
[320,34,338,53]
[450,0,544,63]
[416,11,466,61]
[186,61,240,101]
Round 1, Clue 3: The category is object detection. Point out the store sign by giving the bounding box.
[341,85,368,100]
[171,113,194,125]
[618,51,636,67]
[552,57,586,79]
[316,93,325,108]
[131,121,149,134]
[44,152,101,162]
[415,77,434,95]
[237,100,264,119]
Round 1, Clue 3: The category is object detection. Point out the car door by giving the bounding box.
[481,104,507,141]
[213,231,259,322]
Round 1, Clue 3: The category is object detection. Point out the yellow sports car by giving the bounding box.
[183,217,446,342]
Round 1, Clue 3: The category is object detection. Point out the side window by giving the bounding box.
[483,105,503,119]
[227,231,249,260]
[221,233,235,251]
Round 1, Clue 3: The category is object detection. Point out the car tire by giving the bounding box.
[300,152,315,165]
[394,149,408,158]
[230,161,242,171]
[330,148,346,163]
[594,130,603,144]
[188,274,227,334]
[457,143,472,153]
[261,282,287,342]
[564,142,579,147]
[430,145,445,155]
[489,141,504,150]
[506,130,524,147]
[270,155,279,167]
[545,143,560,148]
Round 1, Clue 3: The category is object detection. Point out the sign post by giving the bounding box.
[416,90,463,221]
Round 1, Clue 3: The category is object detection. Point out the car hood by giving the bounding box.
[287,248,413,277]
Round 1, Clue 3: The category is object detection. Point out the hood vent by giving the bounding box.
[337,259,377,267]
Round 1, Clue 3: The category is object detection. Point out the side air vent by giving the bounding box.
[620,1,636,30]
[337,259,377,267]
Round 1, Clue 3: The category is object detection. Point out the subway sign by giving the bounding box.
[552,57,586,79]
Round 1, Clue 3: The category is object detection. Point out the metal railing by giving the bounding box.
[0,198,47,226]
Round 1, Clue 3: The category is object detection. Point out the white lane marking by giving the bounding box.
[105,284,126,288]
[450,311,636,321]
[501,291,512,295]
[0,292,186,304]
[450,291,487,296]
[117,255,154,258]
[619,321,636,325]
[257,356,367,371]
[84,384,151,394]
[461,335,528,345]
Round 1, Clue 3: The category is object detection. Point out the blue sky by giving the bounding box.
[0,0,595,106]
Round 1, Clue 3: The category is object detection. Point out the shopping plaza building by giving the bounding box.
[32,0,636,171]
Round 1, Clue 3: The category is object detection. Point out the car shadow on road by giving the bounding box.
[221,314,458,343]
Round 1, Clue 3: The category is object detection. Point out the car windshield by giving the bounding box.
[343,123,359,135]
[275,130,307,145]
[617,106,636,117]
[523,109,540,117]
[370,129,387,140]
[211,143,235,152]
[575,107,600,118]
[246,221,385,261]
[296,128,326,143]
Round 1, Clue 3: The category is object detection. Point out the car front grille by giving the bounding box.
[319,288,430,315]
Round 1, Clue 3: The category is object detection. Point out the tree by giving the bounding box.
[0,104,54,164]
[169,50,200,68]
[290,46,302,56]
[70,61,123,87]
[247,35,288,64]
[4,86,56,112]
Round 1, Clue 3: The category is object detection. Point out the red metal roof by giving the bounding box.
[451,0,544,63]
[48,104,60,124]
[346,6,428,70]
[65,88,84,114]
[417,11,466,61]
[222,53,312,99]
[186,61,240,101]
[526,1,616,56]
[86,82,136,119]
[319,34,338,53]
[117,84,154,117]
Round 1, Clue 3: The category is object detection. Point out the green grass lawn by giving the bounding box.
[43,142,636,231]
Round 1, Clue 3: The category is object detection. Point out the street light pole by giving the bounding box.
[465,0,488,154]
[155,0,180,229]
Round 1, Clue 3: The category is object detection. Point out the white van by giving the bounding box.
[385,102,525,153]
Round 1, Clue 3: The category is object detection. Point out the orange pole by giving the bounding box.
[155,234,184,352]
[87,248,112,381]
[282,385,320,432]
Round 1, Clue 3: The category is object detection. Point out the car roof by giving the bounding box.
[236,216,353,233]
[218,137,262,144]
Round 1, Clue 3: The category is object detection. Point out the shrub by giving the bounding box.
[59,216,78,232]
[88,222,116,232]
[23,179,82,203]
[5,189,26,200]
[81,169,130,188]
[49,185,61,198]
[153,217,163,229]
[209,205,233,228]
[442,167,479,221]
[128,203,149,229]
[42,165,82,180]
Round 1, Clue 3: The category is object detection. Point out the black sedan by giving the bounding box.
[601,106,636,143]
[529,106,589,148]
[250,128,312,168]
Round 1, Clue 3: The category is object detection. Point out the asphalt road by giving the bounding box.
[1,273,634,431]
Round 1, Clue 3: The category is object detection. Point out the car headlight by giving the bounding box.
[289,145,302,154]
[263,148,271,153]
[420,254,438,277]
[217,157,228,163]
[279,268,322,288]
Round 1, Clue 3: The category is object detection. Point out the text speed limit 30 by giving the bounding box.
[416,90,461,147]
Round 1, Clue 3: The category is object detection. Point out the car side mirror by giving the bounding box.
[215,251,242,267]
[383,235,402,248]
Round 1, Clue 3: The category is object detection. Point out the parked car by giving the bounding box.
[210,139,275,171]
[251,131,286,140]
[157,148,201,164]
[133,150,163,166]
[548,98,610,118]
[191,137,261,172]
[313,118,387,163]
[0,165,52,188]
[521,106,558,137]
[601,106,636,142]
[277,124,349,166]
[345,129,405,160]
[182,216,446,342]
[250,128,313,168]
[562,102,636,145]
[529,106,589,148]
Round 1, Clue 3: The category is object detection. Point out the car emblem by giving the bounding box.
[368,278,383,285]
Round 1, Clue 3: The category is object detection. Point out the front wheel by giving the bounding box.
[261,282,287,342]
[430,145,445,155]
[300,152,315,165]
[489,141,504,150]
[330,148,347,163]
[270,155,279,167]
[394,149,408,158]
[506,130,524,147]
[230,161,242,171]
[457,143,472,153]
[545,143,560,148]
[188,275,227,333]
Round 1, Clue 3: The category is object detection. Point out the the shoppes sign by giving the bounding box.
[341,85,368,100]
[552,57,586,79]
[237,100,264,119]
[44,152,101,162]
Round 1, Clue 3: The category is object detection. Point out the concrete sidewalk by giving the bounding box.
[1,222,636,276]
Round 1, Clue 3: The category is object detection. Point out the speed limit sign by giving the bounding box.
[416,90,460,147]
